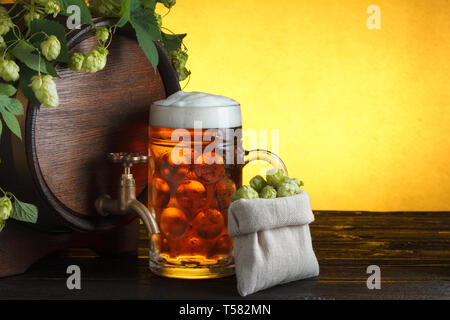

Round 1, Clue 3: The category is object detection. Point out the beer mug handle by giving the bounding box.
[244,149,288,175]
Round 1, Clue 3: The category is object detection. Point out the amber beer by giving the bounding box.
[148,92,244,279]
[148,92,285,279]
[149,125,242,278]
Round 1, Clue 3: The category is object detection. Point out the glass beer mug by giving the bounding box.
[148,92,286,279]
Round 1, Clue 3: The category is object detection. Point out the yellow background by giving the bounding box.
[162,0,450,211]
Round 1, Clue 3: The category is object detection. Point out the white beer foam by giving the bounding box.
[150,91,242,129]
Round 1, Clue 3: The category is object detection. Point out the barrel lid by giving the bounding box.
[26,20,180,232]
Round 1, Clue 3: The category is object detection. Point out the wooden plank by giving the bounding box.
[1,211,449,299]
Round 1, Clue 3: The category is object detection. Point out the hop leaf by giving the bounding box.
[95,27,109,43]
[89,0,121,17]
[45,0,61,18]
[0,6,13,36]
[29,75,59,108]
[0,196,12,220]
[69,52,85,72]
[40,35,61,61]
[0,59,20,82]
[160,0,176,9]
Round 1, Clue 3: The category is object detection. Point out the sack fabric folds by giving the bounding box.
[228,191,319,296]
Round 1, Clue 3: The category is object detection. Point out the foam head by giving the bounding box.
[150,91,242,129]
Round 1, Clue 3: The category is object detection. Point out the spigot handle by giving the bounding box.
[107,152,148,174]
[95,152,160,234]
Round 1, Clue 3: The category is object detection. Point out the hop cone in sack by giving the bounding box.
[277,181,301,197]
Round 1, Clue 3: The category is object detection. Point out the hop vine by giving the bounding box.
[0,0,190,232]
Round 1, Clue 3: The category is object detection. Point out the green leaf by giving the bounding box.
[117,0,131,28]
[30,19,69,63]
[129,0,161,70]
[156,0,173,9]
[130,0,161,40]
[0,108,21,140]
[143,0,157,10]
[10,40,51,75]
[161,32,186,52]
[0,118,2,141]
[0,95,23,115]
[44,60,60,78]
[59,0,94,26]
[11,199,38,223]
[0,83,17,97]
[17,63,41,107]
[6,99,23,116]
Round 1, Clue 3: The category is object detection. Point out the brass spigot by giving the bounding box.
[95,152,160,235]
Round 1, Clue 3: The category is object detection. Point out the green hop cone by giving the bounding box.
[176,67,190,81]
[83,47,108,73]
[169,49,188,69]
[260,185,277,199]
[0,6,13,36]
[69,52,85,72]
[41,35,61,61]
[0,36,12,60]
[24,11,41,28]
[0,196,12,220]
[0,59,20,82]
[95,27,109,43]
[266,167,286,188]
[163,0,176,8]
[0,35,6,50]
[45,0,61,18]
[89,0,121,17]
[29,75,59,108]
[282,177,304,189]
[0,35,11,60]
[277,181,301,197]
[232,186,259,202]
[249,175,268,192]
[0,218,5,232]
[155,13,162,29]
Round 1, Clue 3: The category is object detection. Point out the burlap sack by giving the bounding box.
[228,191,319,296]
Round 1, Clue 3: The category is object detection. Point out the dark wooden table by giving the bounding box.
[1,212,449,300]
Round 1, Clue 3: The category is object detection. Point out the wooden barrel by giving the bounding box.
[0,19,180,234]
